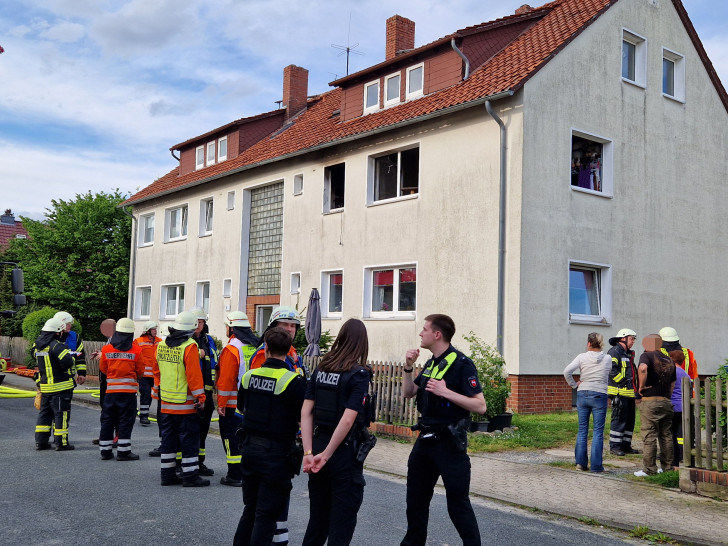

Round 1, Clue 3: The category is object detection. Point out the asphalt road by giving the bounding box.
[0,396,640,545]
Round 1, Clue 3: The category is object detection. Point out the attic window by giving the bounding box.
[364,80,380,114]
[218,136,228,162]
[196,146,204,170]
[384,72,401,106]
[406,64,424,99]
[206,141,216,166]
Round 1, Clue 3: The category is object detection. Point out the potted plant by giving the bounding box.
[464,332,512,432]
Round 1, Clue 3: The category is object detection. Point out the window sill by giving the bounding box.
[662,93,685,104]
[198,232,212,238]
[405,92,423,101]
[364,314,416,321]
[569,315,611,326]
[367,193,419,207]
[137,242,154,248]
[621,78,646,90]
[323,208,344,216]
[570,186,613,199]
[322,315,342,320]
[164,237,188,244]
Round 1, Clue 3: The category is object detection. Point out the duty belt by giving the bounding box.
[244,434,290,450]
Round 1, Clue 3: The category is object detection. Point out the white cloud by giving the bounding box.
[39,20,85,43]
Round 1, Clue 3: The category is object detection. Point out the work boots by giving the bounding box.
[182,476,210,487]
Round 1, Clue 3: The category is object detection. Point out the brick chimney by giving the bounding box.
[386,15,415,60]
[282,64,308,121]
[515,4,533,15]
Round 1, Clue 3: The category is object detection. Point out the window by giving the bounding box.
[135,286,151,319]
[568,261,612,325]
[165,205,188,241]
[384,72,401,106]
[322,270,343,316]
[364,265,416,317]
[662,48,685,102]
[406,64,424,99]
[196,281,210,315]
[161,284,185,318]
[206,141,216,166]
[323,163,345,213]
[139,213,154,246]
[218,136,228,162]
[222,278,232,298]
[199,198,213,236]
[290,272,301,294]
[196,146,204,170]
[293,173,304,196]
[227,191,235,210]
[364,80,380,114]
[570,130,613,197]
[622,29,646,87]
[255,305,273,334]
[368,146,419,203]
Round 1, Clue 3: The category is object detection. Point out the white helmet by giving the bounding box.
[268,306,300,327]
[143,320,158,333]
[172,311,197,332]
[225,311,250,328]
[191,307,208,321]
[116,318,136,334]
[42,317,65,333]
[659,327,679,342]
[54,311,74,325]
[615,328,636,338]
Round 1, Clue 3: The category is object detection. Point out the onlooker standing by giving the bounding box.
[634,334,676,477]
[563,332,611,473]
[670,362,690,467]
[659,327,698,379]
[607,328,639,456]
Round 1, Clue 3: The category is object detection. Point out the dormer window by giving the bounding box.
[206,141,215,166]
[384,72,401,106]
[218,136,228,161]
[406,63,424,99]
[195,146,204,170]
[364,80,380,114]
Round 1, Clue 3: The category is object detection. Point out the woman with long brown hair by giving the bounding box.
[300,318,373,545]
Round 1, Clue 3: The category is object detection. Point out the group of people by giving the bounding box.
[563,326,697,476]
[32,307,487,545]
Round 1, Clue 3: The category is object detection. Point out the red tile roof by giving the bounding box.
[0,221,28,250]
[124,0,727,206]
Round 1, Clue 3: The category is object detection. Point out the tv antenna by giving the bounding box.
[331,13,364,76]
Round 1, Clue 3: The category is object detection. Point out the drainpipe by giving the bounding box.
[170,150,179,161]
[121,205,137,318]
[451,38,470,80]
[486,100,507,356]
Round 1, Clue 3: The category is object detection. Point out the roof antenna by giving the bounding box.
[331,12,364,76]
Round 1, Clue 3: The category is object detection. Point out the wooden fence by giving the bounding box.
[683,375,728,471]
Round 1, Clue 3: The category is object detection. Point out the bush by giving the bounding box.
[464,332,511,420]
[21,307,81,367]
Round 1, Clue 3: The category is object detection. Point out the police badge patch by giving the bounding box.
[469,376,478,388]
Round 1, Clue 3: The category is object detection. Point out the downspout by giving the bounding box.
[121,205,137,318]
[170,150,179,161]
[486,99,507,356]
[450,38,470,80]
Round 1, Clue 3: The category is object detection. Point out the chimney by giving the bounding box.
[282,65,309,121]
[515,4,533,15]
[1,209,15,225]
[386,15,415,60]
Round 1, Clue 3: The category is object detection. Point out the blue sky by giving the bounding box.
[1,0,726,219]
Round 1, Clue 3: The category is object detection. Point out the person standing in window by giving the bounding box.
[563,332,611,472]
[607,328,640,456]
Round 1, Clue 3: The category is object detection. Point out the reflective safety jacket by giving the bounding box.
[155,338,205,414]
[135,334,162,379]
[64,330,87,378]
[216,337,256,410]
[34,340,76,393]
[100,342,144,394]
[660,347,698,380]
[608,343,638,397]
[417,350,469,426]
[249,344,308,378]
[239,364,301,441]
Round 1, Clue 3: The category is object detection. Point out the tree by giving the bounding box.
[3,190,131,340]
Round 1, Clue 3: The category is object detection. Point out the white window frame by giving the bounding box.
[206,141,216,166]
[622,29,647,88]
[160,283,185,319]
[255,305,274,334]
[218,136,228,162]
[367,144,420,205]
[227,190,235,210]
[568,260,612,326]
[570,129,614,198]
[222,278,232,298]
[406,63,424,100]
[384,72,401,107]
[293,173,304,196]
[135,286,152,319]
[363,79,380,114]
[323,162,345,214]
[199,197,213,236]
[195,146,204,170]
[662,48,685,102]
[321,269,344,318]
[138,213,155,246]
[363,263,417,319]
[290,272,301,294]
[164,204,188,242]
[196,281,211,315]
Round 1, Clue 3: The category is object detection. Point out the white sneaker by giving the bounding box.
[634,470,648,477]
[657,468,664,474]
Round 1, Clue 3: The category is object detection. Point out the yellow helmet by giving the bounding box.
[116,318,136,334]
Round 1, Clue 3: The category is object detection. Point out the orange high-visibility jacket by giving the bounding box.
[216,337,256,409]
[135,334,162,379]
[154,340,205,415]
[100,343,144,394]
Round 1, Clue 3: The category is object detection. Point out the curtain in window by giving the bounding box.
[372,270,394,311]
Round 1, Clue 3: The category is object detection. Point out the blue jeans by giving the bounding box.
[575,390,607,472]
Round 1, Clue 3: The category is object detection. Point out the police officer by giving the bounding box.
[135,320,161,426]
[191,308,218,476]
[300,318,374,546]
[234,327,306,546]
[34,317,76,451]
[401,314,485,546]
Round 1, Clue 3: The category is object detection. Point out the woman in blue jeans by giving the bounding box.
[563,332,612,473]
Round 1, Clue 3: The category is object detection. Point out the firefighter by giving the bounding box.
[155,311,209,487]
[54,311,87,385]
[191,308,218,476]
[99,318,145,460]
[34,317,76,451]
[607,328,640,456]
[248,306,307,377]
[135,320,161,426]
[216,311,259,487]
[659,327,698,379]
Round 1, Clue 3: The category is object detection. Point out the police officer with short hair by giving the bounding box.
[401,314,486,546]
[234,327,306,546]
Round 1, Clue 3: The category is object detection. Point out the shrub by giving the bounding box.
[464,332,511,420]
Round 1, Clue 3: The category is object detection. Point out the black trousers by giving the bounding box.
[302,436,365,546]
[609,396,636,450]
[100,392,136,455]
[198,393,214,462]
[35,389,73,447]
[234,442,293,546]
[138,377,153,418]
[672,411,683,467]
[219,411,243,480]
[159,412,200,481]
[401,436,481,546]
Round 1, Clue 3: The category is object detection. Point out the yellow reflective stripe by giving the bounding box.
[35,425,51,432]
[607,386,619,395]
[423,351,458,380]
[612,357,625,383]
[677,437,684,445]
[40,380,74,393]
[242,367,298,394]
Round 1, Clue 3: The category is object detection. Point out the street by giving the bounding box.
[1,396,639,545]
